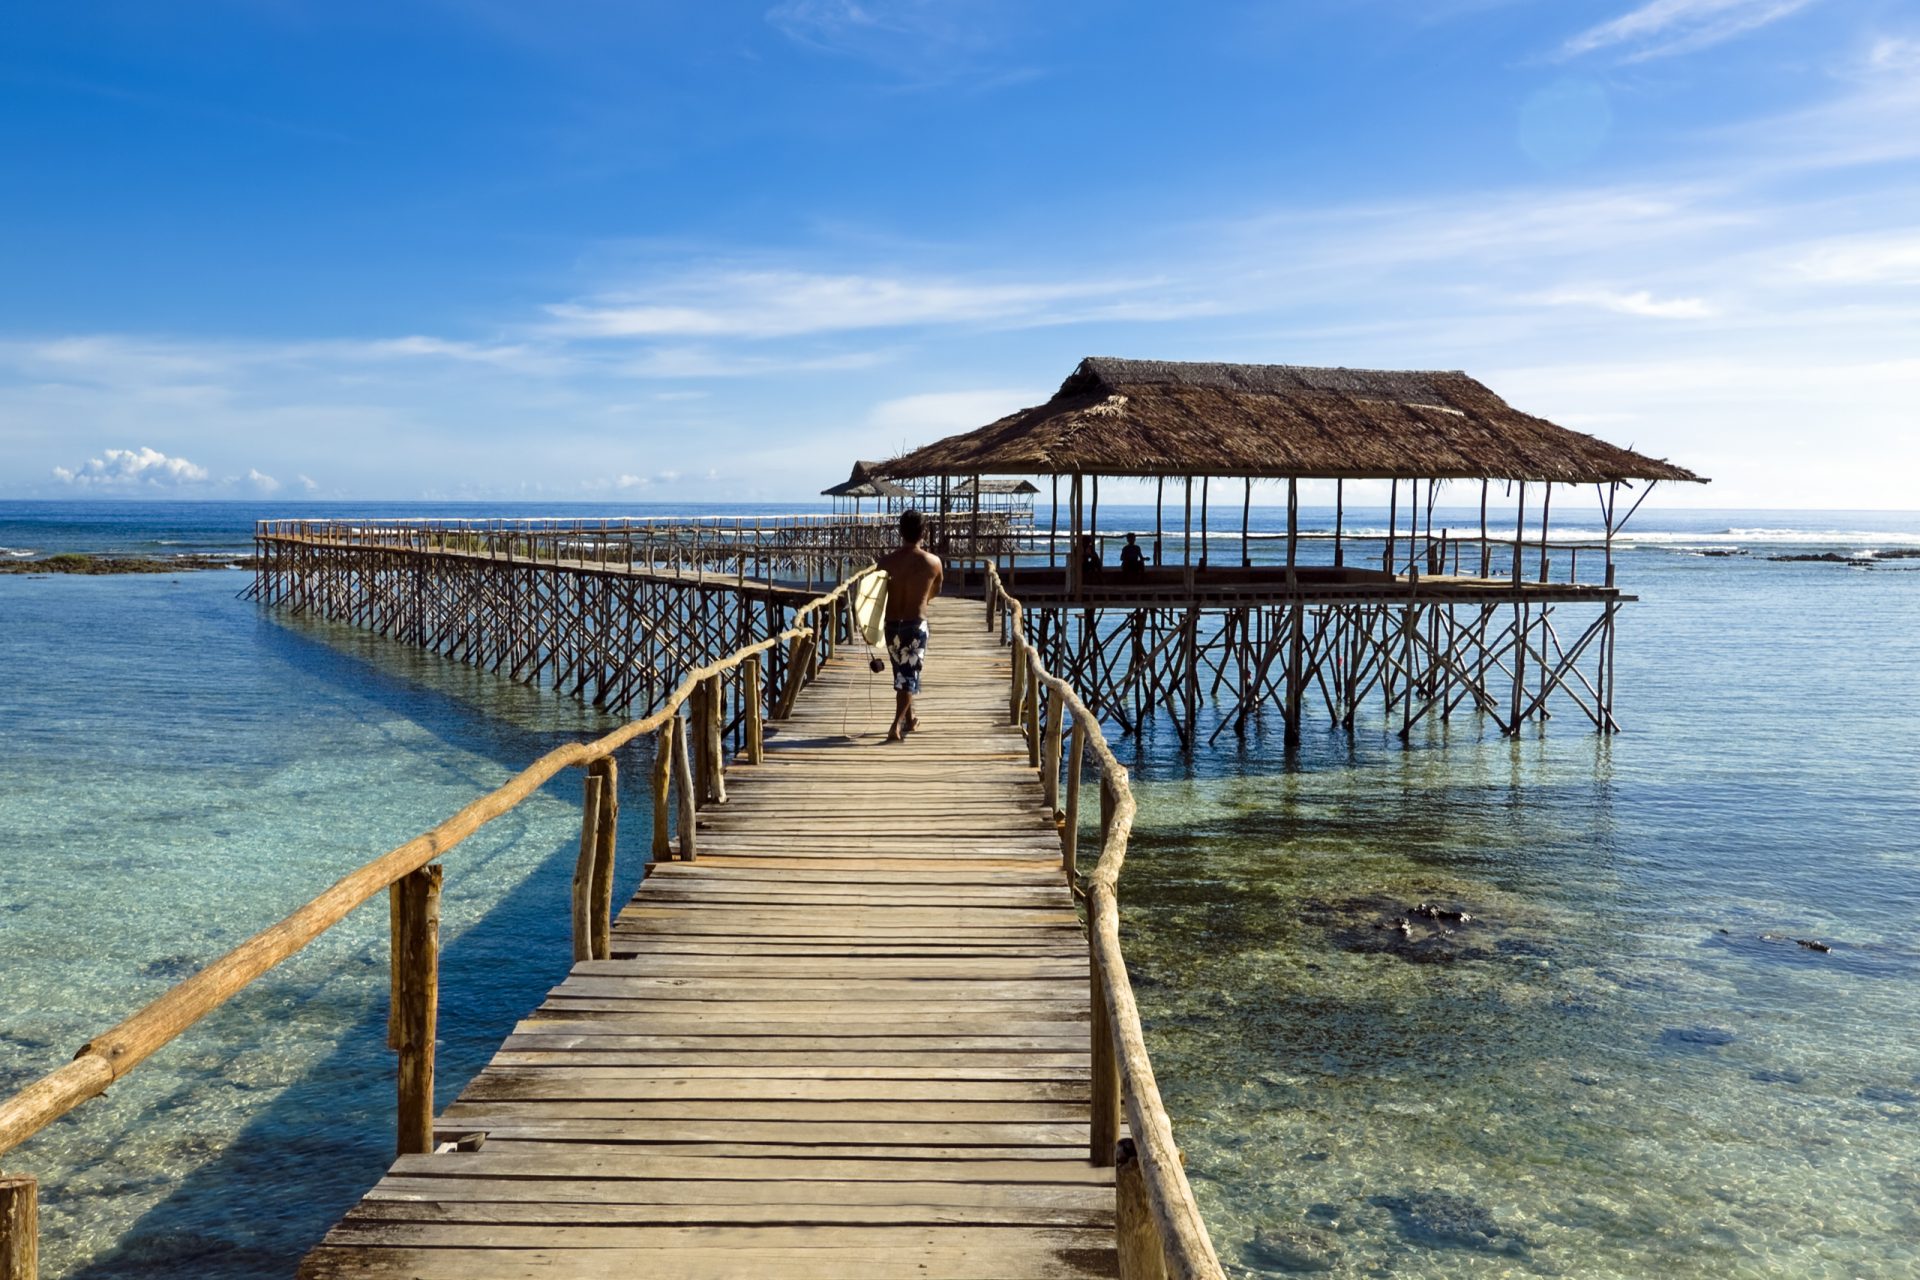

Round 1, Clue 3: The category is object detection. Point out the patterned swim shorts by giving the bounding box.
[884,619,929,694]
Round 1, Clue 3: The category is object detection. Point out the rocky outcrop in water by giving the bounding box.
[1245,1225,1342,1272]
[1367,1189,1530,1256]
[0,553,259,575]
[1300,894,1521,965]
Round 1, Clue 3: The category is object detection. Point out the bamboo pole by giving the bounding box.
[1042,684,1066,815]
[392,863,441,1157]
[1154,477,1164,567]
[1089,775,1121,1166]
[0,1175,35,1280]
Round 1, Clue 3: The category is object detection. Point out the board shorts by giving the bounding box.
[884,620,929,695]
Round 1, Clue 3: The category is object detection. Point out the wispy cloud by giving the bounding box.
[867,387,1040,435]
[546,269,1167,339]
[1558,0,1818,62]
[765,1,1039,87]
[1792,231,1920,284]
[1540,287,1716,318]
[52,446,209,488]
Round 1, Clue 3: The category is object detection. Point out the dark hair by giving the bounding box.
[899,508,925,542]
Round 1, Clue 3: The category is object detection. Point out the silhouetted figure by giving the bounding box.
[1119,532,1146,581]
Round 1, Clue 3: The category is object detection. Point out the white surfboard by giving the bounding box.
[853,572,889,647]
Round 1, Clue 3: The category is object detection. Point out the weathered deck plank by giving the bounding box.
[300,595,1114,1279]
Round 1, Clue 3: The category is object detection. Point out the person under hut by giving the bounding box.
[1119,532,1146,581]
[1078,535,1103,586]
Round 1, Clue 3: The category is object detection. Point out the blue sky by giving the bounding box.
[1,0,1916,507]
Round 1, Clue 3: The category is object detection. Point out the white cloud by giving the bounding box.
[295,474,319,493]
[546,270,1160,340]
[51,446,209,488]
[1540,287,1716,318]
[246,468,281,494]
[867,388,1039,435]
[1559,0,1818,62]
[1794,232,1920,284]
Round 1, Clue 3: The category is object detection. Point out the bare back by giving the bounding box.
[878,543,943,621]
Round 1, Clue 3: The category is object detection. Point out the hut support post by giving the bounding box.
[1154,477,1164,566]
[1386,479,1399,573]
[1199,477,1210,568]
[1334,479,1345,568]
[1241,478,1252,567]
[1181,478,1194,593]
[1050,475,1060,569]
[1539,483,1553,583]
[391,862,441,1157]
[0,1175,36,1280]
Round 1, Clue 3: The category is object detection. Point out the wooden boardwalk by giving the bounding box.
[299,594,1117,1279]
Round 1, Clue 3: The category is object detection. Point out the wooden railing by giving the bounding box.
[0,569,876,1280]
[984,563,1224,1280]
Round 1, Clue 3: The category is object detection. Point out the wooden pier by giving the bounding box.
[299,595,1119,1279]
[0,573,1221,1280]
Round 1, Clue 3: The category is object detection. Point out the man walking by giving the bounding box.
[876,508,943,741]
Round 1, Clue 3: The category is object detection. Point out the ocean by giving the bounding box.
[2,499,1917,1278]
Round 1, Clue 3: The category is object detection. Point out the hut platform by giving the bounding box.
[297,594,1118,1280]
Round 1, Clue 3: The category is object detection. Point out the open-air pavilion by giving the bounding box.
[883,357,1704,744]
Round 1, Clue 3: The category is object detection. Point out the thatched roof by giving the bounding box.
[821,460,910,499]
[882,358,1704,484]
[956,478,1040,496]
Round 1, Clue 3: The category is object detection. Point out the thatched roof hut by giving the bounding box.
[956,478,1041,496]
[882,358,1703,485]
[820,460,910,500]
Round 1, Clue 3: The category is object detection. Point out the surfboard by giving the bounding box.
[853,572,889,648]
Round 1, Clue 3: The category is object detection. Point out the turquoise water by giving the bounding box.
[2,502,1919,1277]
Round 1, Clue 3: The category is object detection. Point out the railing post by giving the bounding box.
[1115,1137,1168,1280]
[1024,667,1041,768]
[1089,889,1120,1168]
[1063,720,1085,882]
[689,680,711,807]
[0,1175,36,1280]
[651,726,673,862]
[572,769,604,963]
[672,711,698,861]
[704,675,728,805]
[592,757,618,961]
[1009,642,1025,725]
[1042,684,1065,815]
[744,655,765,764]
[391,863,441,1157]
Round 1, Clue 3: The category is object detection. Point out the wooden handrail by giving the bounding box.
[985,562,1224,1280]
[0,568,876,1170]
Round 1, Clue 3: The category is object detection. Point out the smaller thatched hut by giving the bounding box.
[820,460,910,517]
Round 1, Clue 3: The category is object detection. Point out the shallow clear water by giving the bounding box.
[1113,538,1920,1278]
[2,501,1918,1278]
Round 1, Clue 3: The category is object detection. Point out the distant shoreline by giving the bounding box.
[0,553,260,576]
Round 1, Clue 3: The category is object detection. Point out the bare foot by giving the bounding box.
[905,714,921,735]
[884,725,903,742]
